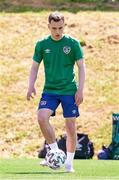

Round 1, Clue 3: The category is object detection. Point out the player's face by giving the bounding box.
[48,20,64,41]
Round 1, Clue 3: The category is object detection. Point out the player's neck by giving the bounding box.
[51,34,64,41]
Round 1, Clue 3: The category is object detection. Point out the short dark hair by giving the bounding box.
[48,11,64,23]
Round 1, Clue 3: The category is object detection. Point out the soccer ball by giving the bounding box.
[45,149,66,170]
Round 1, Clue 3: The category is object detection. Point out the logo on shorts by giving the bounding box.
[72,110,76,114]
[63,46,71,54]
[40,101,47,106]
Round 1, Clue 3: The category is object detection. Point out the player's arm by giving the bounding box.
[27,61,40,101]
[75,59,86,106]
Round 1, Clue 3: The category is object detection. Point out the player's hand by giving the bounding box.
[75,89,83,106]
[27,87,36,101]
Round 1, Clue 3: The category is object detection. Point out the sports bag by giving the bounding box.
[38,140,50,158]
[38,133,94,159]
[75,133,94,159]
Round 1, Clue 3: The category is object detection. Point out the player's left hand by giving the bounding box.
[75,89,83,106]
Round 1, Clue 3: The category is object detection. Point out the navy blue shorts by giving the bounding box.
[38,93,79,118]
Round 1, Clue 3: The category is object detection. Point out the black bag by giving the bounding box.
[38,133,94,159]
[75,133,94,159]
[38,140,50,158]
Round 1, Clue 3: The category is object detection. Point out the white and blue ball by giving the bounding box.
[45,149,66,169]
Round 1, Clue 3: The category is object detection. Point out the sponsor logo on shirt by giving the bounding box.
[45,49,51,53]
[63,46,71,54]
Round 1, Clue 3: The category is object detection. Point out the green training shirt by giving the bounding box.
[33,35,83,95]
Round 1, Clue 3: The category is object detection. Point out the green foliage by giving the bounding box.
[0,0,119,12]
[46,0,119,3]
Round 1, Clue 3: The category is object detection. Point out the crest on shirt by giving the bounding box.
[63,46,71,54]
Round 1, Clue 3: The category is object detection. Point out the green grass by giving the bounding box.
[0,158,119,180]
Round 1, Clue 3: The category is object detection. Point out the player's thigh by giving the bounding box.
[38,93,60,119]
[65,117,76,134]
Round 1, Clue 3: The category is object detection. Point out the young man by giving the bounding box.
[27,11,85,172]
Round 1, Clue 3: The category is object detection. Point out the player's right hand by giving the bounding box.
[27,87,36,101]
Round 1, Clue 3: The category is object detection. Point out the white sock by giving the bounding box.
[49,142,59,150]
[65,152,75,165]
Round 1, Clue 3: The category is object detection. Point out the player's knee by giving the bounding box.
[66,121,76,136]
[37,112,47,124]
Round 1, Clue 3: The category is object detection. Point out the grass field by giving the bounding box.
[0,158,119,180]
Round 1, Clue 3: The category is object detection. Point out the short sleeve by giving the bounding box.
[73,40,84,61]
[33,41,43,63]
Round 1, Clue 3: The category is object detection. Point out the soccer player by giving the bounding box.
[27,11,85,172]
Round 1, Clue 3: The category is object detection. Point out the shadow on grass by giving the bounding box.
[0,2,119,13]
[6,171,67,175]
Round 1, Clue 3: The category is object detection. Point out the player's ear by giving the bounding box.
[48,23,50,29]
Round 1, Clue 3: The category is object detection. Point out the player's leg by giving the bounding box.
[37,108,56,144]
[65,118,76,172]
[65,118,77,153]
[38,108,58,166]
[38,93,60,166]
[38,93,60,149]
[61,95,79,172]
